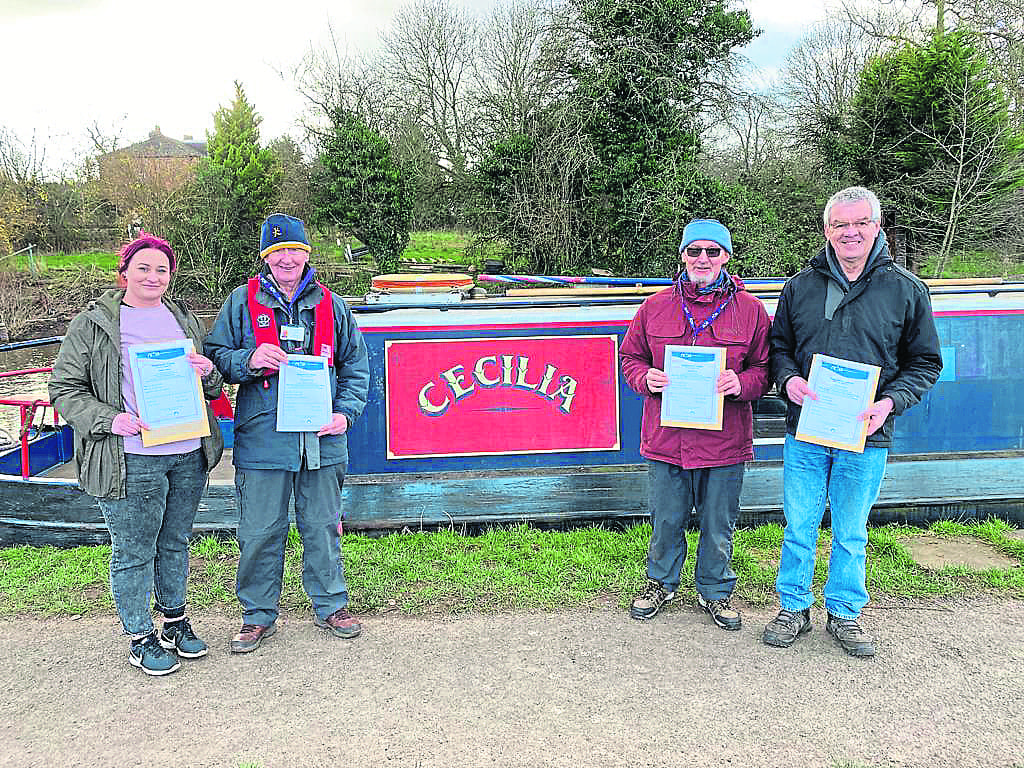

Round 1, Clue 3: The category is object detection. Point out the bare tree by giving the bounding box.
[893,68,1023,275]
[468,0,551,145]
[776,17,881,144]
[381,0,477,180]
[703,87,782,179]
[0,128,45,185]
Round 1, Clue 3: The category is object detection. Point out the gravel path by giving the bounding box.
[2,599,1022,768]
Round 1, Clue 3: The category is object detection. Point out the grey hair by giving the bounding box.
[823,186,882,227]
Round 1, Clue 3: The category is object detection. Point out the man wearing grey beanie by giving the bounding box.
[620,218,771,630]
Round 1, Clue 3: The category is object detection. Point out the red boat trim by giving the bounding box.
[361,320,633,334]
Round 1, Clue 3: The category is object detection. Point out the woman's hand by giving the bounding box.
[111,412,149,436]
[187,352,215,377]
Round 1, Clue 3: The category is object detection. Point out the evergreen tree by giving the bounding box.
[168,82,282,294]
[848,32,1024,273]
[310,110,411,275]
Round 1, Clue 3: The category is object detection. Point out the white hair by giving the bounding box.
[823,186,882,227]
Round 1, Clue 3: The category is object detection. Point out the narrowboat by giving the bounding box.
[2,277,1023,547]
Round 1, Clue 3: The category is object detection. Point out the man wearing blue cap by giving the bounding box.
[621,219,771,630]
[206,213,369,652]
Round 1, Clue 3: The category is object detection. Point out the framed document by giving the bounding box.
[795,354,880,453]
[128,340,210,447]
[660,345,726,430]
[276,354,332,432]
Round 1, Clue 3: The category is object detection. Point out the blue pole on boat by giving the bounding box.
[477,274,789,287]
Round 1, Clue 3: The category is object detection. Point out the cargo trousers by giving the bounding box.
[234,462,349,626]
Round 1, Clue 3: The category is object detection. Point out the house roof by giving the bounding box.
[104,127,206,159]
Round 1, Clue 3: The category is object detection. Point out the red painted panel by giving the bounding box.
[385,335,620,458]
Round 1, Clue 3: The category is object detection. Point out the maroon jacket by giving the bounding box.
[620,275,771,469]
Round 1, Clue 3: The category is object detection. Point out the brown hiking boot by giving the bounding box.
[314,608,362,639]
[230,622,277,654]
[697,594,742,630]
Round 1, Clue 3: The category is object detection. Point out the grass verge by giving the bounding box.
[1,520,1021,618]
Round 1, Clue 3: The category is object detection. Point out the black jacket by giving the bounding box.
[769,240,942,448]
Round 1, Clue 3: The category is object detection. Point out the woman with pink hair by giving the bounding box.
[50,233,224,676]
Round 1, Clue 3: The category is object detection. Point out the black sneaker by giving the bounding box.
[629,580,675,620]
[762,607,812,647]
[826,613,876,658]
[697,594,742,631]
[159,617,208,658]
[129,633,181,676]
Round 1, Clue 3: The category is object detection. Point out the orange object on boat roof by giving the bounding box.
[371,273,474,291]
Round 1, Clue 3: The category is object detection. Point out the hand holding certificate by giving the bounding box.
[128,339,210,447]
[277,354,332,432]
[659,345,725,430]
[795,354,880,452]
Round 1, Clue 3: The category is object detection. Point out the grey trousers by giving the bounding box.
[645,459,745,600]
[234,463,348,625]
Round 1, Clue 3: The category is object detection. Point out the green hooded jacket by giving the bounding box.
[48,289,224,499]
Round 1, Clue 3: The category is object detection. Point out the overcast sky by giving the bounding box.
[2,0,828,176]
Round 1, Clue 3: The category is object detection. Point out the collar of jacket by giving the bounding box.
[258,264,319,307]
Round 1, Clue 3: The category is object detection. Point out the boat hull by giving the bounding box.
[3,286,1024,546]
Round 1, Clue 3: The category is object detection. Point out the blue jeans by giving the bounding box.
[96,450,208,636]
[234,463,349,626]
[776,435,888,619]
[645,460,744,600]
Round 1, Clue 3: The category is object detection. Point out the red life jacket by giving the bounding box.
[246,277,335,371]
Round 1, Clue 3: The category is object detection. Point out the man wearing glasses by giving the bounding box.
[206,213,369,652]
[621,219,771,631]
[763,186,941,657]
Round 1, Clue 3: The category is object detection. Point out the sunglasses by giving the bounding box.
[684,246,722,259]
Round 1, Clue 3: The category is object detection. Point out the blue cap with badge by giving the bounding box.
[260,213,311,260]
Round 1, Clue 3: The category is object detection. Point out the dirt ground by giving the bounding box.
[2,598,1022,768]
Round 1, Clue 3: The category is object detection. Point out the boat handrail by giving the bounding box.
[0,367,58,480]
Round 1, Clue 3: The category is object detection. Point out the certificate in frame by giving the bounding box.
[128,339,210,447]
[659,345,726,431]
[795,354,880,453]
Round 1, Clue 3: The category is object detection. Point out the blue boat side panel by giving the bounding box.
[0,430,71,476]
[894,314,1024,454]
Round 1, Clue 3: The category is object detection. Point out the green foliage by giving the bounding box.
[204,82,282,221]
[568,0,755,270]
[168,82,282,294]
[310,110,411,275]
[471,0,766,277]
[847,31,1024,272]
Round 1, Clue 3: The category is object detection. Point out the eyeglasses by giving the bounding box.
[684,246,722,259]
[829,219,877,231]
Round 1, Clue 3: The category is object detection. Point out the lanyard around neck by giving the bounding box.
[678,286,734,340]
